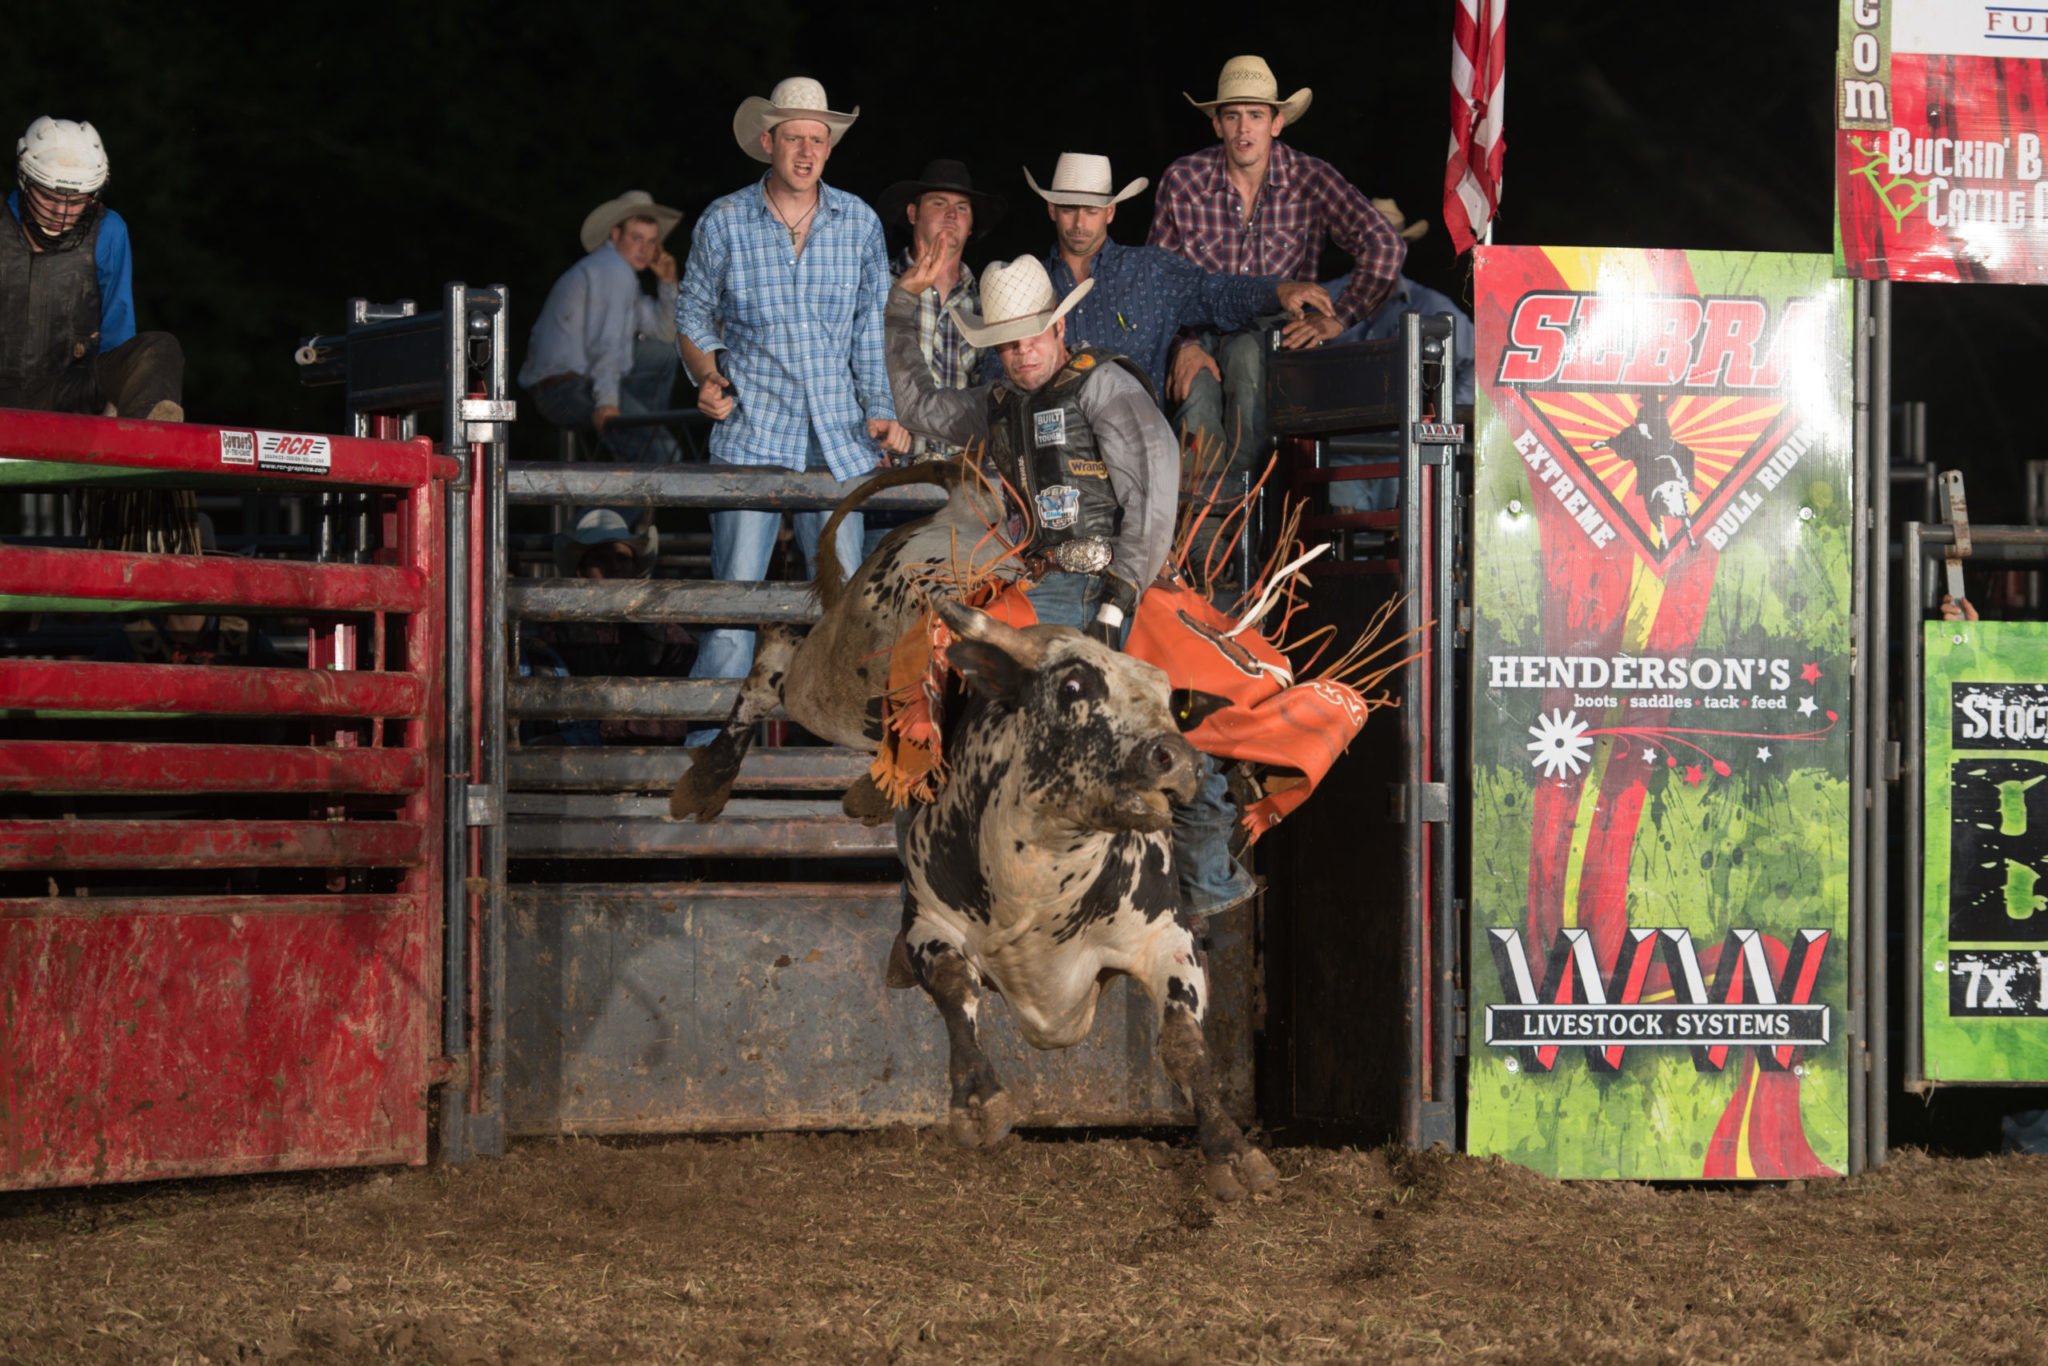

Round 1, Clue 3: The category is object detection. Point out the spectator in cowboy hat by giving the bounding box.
[873,158,1004,466]
[520,189,688,468]
[1033,151,1334,410]
[674,77,909,743]
[1149,56,1405,476]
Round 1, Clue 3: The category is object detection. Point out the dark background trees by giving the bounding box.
[3,0,2038,499]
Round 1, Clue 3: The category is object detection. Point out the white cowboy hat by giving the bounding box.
[579,190,683,255]
[1023,153,1148,208]
[1184,55,1312,128]
[947,257,1094,349]
[733,77,860,164]
[1371,197,1430,243]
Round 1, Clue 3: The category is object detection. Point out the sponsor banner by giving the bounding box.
[1469,247,1854,1179]
[1836,0,2048,283]
[1921,622,2048,1079]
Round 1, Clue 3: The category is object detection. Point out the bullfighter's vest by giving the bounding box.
[986,347,1152,574]
[0,210,102,391]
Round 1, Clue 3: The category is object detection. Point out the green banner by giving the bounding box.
[1467,247,1855,1179]
[1921,620,2048,1082]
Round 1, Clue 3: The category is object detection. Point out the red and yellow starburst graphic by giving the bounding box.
[1515,390,1788,573]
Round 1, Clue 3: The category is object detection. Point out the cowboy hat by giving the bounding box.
[1371,197,1430,243]
[733,77,859,164]
[1023,153,1148,208]
[947,257,1094,349]
[876,159,1006,237]
[1184,55,1312,128]
[579,190,683,255]
[551,507,658,578]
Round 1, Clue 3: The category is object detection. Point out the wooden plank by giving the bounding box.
[507,746,870,792]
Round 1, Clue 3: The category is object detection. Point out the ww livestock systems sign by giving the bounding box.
[1468,247,1854,1180]
[1836,0,2048,283]
[1921,622,2048,1081]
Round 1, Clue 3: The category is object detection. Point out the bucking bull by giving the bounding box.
[669,461,1396,1200]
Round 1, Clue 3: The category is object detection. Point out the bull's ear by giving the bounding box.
[948,637,1026,702]
[1172,688,1233,733]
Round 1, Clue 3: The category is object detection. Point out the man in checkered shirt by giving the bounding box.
[1148,56,1405,474]
[675,78,909,736]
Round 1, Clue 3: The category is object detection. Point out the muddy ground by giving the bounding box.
[3,1133,2045,1364]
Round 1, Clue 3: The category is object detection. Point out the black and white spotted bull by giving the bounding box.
[669,461,1017,824]
[886,600,1278,1202]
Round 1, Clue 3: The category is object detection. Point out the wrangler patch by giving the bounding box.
[1034,409,1066,447]
[1067,458,1108,479]
[1071,353,1097,371]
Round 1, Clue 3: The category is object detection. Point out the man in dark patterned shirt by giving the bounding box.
[1149,56,1405,473]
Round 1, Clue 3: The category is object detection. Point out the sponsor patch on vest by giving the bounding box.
[1071,353,1097,371]
[255,431,332,475]
[219,431,256,467]
[1067,458,1109,479]
[1034,409,1066,448]
[1036,484,1081,530]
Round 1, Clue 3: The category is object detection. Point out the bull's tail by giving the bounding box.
[814,460,974,611]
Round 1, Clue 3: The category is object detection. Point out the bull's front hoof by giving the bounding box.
[1203,1160,1247,1202]
[667,749,733,822]
[948,1091,1018,1149]
[840,774,894,826]
[1235,1148,1280,1196]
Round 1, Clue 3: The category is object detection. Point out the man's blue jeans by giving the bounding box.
[529,338,685,467]
[1174,329,1270,475]
[684,440,867,746]
[1025,570,1256,919]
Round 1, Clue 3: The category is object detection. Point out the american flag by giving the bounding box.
[1445,0,1507,253]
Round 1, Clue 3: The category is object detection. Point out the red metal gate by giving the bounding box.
[0,409,451,1188]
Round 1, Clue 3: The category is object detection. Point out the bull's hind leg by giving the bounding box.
[668,625,800,821]
[899,910,1018,1149]
[1140,924,1279,1201]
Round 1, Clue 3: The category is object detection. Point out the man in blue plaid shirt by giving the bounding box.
[676,78,909,730]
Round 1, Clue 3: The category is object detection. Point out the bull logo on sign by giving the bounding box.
[1591,391,1698,550]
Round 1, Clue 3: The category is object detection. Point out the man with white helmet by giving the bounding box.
[0,116,182,423]
[886,236,1256,918]
[674,77,908,739]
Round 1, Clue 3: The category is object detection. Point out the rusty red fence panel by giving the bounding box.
[0,409,446,1190]
[0,544,428,614]
[0,658,425,718]
[0,741,424,795]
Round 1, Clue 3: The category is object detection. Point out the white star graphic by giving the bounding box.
[1641,747,1657,763]
[1798,696,1818,717]
[1756,745,1773,762]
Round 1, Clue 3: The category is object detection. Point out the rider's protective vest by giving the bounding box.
[0,210,101,391]
[985,347,1151,568]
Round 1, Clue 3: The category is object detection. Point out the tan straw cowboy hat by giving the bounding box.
[947,257,1094,349]
[1023,152,1148,208]
[1371,197,1431,243]
[579,190,683,254]
[733,77,860,163]
[1185,55,1312,127]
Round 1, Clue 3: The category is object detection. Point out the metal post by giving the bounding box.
[475,285,511,1157]
[1903,521,1925,1091]
[1847,280,1871,1174]
[1428,315,1460,1143]
[436,284,475,1165]
[1868,279,1892,1168]
[1398,313,1426,1149]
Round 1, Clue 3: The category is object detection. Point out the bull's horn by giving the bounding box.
[935,598,1047,670]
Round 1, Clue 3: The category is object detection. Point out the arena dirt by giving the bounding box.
[3,1132,2044,1363]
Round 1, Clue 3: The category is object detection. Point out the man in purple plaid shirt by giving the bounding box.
[1149,56,1405,473]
